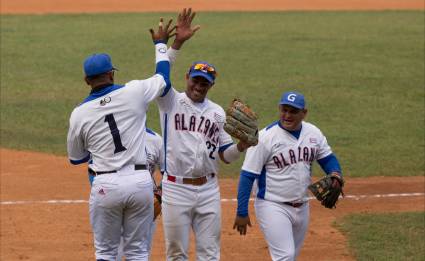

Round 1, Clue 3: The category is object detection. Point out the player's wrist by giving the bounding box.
[154,40,166,44]
[236,211,249,217]
[171,39,184,50]
[237,141,250,152]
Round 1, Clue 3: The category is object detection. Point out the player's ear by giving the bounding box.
[185,73,190,80]
[84,76,90,85]
[302,109,308,117]
[108,71,114,81]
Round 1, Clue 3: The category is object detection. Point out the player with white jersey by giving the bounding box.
[233,91,343,261]
[67,19,173,261]
[158,61,252,261]
[87,128,163,260]
[157,25,253,259]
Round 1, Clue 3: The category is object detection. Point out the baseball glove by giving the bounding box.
[153,186,162,221]
[308,173,344,209]
[224,99,258,146]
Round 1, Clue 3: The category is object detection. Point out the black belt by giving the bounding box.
[284,202,304,208]
[88,164,147,176]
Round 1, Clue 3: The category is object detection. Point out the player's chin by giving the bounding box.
[193,91,206,101]
[281,121,296,130]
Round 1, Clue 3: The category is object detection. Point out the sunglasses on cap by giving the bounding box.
[192,63,217,76]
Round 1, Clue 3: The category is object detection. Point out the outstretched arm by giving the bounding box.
[233,170,256,235]
[149,18,173,95]
[167,8,201,66]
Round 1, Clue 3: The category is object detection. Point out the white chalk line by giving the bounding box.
[1,193,424,205]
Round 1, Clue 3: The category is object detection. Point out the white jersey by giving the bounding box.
[242,121,332,203]
[145,128,164,175]
[67,76,166,171]
[156,88,233,177]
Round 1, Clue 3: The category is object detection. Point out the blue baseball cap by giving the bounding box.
[279,91,306,109]
[83,53,118,77]
[188,61,217,84]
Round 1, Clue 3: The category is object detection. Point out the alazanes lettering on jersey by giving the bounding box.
[174,113,220,143]
[272,147,317,168]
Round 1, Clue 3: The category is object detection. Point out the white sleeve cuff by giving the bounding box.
[222,144,242,163]
[155,43,169,63]
[167,47,179,66]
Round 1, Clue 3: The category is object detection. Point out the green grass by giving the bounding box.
[336,212,425,261]
[1,11,424,177]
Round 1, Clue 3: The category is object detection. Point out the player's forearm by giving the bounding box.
[317,153,342,176]
[154,41,171,95]
[221,143,244,163]
[237,171,256,217]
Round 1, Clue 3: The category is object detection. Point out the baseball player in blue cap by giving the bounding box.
[67,15,178,260]
[233,91,343,261]
[86,127,163,261]
[156,12,254,258]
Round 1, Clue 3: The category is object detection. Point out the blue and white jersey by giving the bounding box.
[242,121,332,203]
[67,43,170,172]
[156,88,233,177]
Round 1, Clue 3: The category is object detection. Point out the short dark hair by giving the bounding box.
[86,71,114,89]
[86,71,110,81]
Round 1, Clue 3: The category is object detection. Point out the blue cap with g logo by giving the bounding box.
[83,53,118,77]
[279,91,306,109]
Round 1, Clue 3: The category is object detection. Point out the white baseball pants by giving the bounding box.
[161,178,221,261]
[89,166,153,261]
[255,199,309,261]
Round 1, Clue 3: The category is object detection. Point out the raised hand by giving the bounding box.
[149,17,176,44]
[172,8,201,49]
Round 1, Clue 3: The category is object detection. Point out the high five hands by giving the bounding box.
[149,8,201,49]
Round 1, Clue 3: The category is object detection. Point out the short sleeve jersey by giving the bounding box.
[242,121,333,202]
[156,88,233,177]
[67,76,166,171]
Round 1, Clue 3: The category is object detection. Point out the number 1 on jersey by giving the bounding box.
[104,114,127,154]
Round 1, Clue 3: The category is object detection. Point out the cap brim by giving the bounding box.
[189,71,214,83]
[279,101,304,110]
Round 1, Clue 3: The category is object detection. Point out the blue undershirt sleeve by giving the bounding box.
[155,61,171,97]
[237,170,257,217]
[317,153,342,175]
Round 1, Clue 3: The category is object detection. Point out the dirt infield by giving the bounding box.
[1,148,424,260]
[1,0,423,14]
